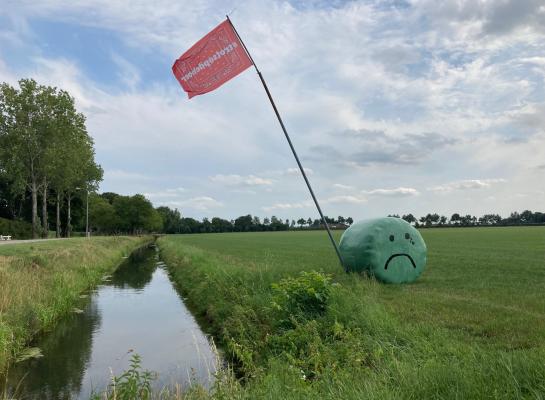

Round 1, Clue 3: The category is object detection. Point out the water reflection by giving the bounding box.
[6,301,100,399]
[3,245,218,399]
[110,247,157,290]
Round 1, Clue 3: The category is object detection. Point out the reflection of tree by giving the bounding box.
[110,247,156,290]
[6,299,101,400]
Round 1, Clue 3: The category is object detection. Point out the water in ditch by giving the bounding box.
[4,245,218,399]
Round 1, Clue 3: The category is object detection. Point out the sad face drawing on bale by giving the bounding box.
[339,217,427,284]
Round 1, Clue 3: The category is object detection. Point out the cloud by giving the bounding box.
[285,167,313,176]
[111,52,141,89]
[411,0,545,38]
[333,183,354,190]
[508,103,545,132]
[143,187,185,199]
[428,179,506,193]
[209,174,273,186]
[167,196,223,211]
[262,201,312,212]
[318,130,457,167]
[104,169,154,181]
[481,0,545,36]
[363,187,419,197]
[323,195,367,205]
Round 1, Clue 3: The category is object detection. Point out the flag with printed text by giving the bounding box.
[172,20,253,99]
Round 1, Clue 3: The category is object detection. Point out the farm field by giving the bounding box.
[159,226,545,399]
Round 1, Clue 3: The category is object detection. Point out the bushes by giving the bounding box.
[271,271,333,327]
[0,217,32,239]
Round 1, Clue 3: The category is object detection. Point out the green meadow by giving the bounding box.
[158,226,545,399]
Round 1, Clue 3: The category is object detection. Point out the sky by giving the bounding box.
[1,0,544,221]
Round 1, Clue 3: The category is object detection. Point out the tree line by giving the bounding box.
[88,192,355,235]
[155,213,354,234]
[0,79,102,238]
[390,211,545,227]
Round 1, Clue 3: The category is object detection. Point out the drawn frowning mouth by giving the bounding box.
[384,253,416,270]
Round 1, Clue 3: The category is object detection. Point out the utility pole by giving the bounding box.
[86,188,90,238]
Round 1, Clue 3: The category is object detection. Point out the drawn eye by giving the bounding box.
[405,233,410,239]
[389,235,394,242]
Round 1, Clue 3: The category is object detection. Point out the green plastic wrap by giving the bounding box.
[339,217,427,283]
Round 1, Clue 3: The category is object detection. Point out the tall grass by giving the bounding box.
[0,236,150,373]
[157,228,545,399]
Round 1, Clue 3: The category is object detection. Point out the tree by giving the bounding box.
[346,217,354,225]
[180,217,201,233]
[520,210,533,223]
[48,89,101,237]
[1,80,102,237]
[459,214,474,226]
[64,123,102,237]
[297,218,306,228]
[307,217,313,226]
[0,80,53,237]
[156,206,183,234]
[0,170,25,220]
[270,216,287,231]
[211,217,232,232]
[450,213,461,225]
[88,194,120,233]
[402,214,416,224]
[101,192,121,204]
[113,194,161,234]
[234,214,253,232]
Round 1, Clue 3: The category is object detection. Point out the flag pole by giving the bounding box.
[226,16,346,270]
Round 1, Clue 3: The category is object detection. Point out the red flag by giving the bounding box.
[172,20,253,99]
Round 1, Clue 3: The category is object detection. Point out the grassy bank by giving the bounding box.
[158,227,545,399]
[0,236,150,372]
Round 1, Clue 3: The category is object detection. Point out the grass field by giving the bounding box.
[158,226,545,399]
[0,236,150,373]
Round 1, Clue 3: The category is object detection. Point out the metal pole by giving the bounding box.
[226,16,345,270]
[86,189,89,238]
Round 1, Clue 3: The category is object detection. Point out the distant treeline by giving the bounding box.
[88,192,355,235]
[3,184,544,237]
[391,211,545,227]
[158,210,545,235]
[155,212,354,234]
[89,193,545,235]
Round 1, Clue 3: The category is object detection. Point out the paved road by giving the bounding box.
[0,238,65,245]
